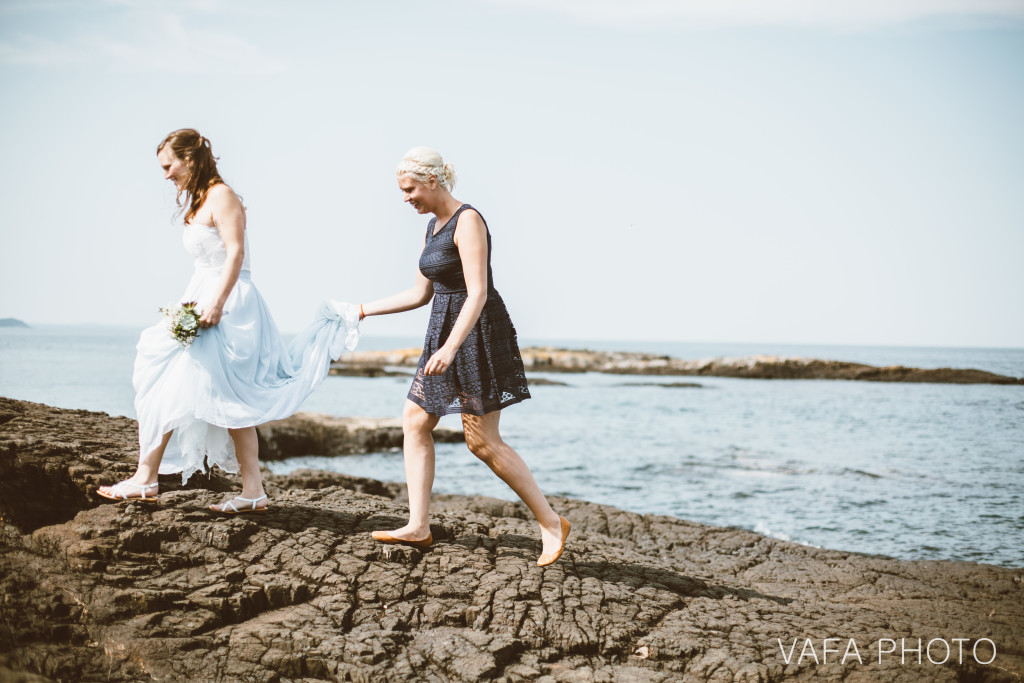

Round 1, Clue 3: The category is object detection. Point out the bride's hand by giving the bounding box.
[199,302,224,327]
[424,346,456,375]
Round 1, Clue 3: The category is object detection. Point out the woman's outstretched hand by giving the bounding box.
[424,345,456,375]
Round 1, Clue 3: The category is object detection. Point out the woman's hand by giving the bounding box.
[424,345,457,375]
[199,301,225,328]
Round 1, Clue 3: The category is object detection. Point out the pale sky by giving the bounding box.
[2,0,1022,348]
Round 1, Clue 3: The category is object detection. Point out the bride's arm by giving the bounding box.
[200,184,246,327]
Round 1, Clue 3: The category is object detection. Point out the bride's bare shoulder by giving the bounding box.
[200,183,245,230]
[207,183,240,202]
[206,183,244,213]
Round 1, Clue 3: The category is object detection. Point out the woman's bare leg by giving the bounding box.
[210,426,268,511]
[232,426,266,500]
[97,431,172,498]
[462,410,565,556]
[376,400,439,540]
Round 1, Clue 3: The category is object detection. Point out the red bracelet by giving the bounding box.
[360,304,365,320]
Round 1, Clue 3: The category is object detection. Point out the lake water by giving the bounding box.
[2,325,1022,568]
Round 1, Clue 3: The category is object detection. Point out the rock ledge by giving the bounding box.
[1,397,1022,682]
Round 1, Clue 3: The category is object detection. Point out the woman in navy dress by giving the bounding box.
[358,147,570,566]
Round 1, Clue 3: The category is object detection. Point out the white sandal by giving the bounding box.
[96,480,159,503]
[210,494,269,515]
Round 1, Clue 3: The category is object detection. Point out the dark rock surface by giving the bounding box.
[0,398,240,535]
[2,397,1022,682]
[335,348,1024,385]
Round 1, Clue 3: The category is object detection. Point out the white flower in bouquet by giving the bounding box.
[159,301,201,347]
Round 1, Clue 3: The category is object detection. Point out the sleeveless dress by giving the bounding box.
[408,204,531,416]
[133,221,360,483]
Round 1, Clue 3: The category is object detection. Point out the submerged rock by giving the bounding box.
[1,397,1022,681]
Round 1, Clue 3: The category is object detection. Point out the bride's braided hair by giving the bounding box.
[157,128,225,224]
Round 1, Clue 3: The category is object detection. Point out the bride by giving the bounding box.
[97,129,359,513]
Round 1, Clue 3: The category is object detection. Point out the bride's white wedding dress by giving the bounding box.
[133,221,359,483]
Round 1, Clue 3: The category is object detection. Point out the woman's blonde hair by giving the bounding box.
[396,146,457,190]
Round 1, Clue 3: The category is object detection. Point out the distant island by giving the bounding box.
[0,318,29,328]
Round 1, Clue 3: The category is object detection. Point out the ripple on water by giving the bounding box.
[841,468,883,479]
[849,499,889,507]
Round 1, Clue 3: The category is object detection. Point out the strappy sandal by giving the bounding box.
[209,494,269,515]
[96,480,159,504]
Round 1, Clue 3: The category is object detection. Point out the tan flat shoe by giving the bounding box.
[371,530,432,549]
[537,516,571,567]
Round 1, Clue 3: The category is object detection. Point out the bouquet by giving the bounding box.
[159,301,201,347]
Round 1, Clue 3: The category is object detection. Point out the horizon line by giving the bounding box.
[4,322,1022,352]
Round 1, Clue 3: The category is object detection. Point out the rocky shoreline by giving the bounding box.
[1,396,1022,682]
[332,347,1024,385]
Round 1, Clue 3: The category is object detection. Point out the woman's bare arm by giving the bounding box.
[361,236,435,317]
[200,184,246,327]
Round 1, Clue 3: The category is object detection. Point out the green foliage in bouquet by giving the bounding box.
[159,301,201,347]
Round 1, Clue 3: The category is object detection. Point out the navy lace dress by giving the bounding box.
[408,204,531,416]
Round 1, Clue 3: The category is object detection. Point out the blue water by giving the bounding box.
[2,325,1022,567]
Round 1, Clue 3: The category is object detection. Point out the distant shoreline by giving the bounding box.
[4,325,1023,382]
[4,323,1023,353]
[334,346,1024,385]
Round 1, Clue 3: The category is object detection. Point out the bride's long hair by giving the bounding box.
[157,128,225,224]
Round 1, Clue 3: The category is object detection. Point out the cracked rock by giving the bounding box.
[1,397,1022,681]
